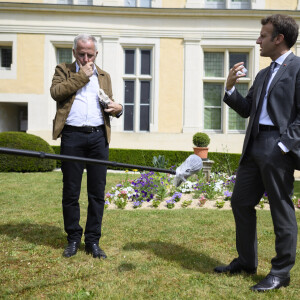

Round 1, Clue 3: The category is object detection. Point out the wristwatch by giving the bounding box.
[115,104,123,118]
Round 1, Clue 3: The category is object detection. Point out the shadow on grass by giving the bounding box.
[123,240,223,273]
[0,221,65,249]
[1,273,100,298]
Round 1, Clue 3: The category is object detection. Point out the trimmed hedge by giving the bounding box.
[52,146,61,169]
[0,132,56,172]
[109,149,240,174]
[52,146,241,174]
[208,152,241,174]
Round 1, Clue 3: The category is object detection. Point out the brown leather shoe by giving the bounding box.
[85,243,107,259]
[214,258,257,274]
[251,274,290,292]
[63,241,80,258]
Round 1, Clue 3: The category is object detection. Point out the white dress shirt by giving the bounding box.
[258,50,291,126]
[66,62,104,127]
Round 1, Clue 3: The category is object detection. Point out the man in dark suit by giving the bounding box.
[50,34,122,259]
[214,14,300,292]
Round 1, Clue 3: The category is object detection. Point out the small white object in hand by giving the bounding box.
[236,67,247,76]
[98,88,111,108]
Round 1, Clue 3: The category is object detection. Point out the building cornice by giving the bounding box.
[0,24,260,40]
[1,3,300,40]
[0,2,300,19]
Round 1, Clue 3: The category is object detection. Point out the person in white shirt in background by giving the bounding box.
[50,34,122,259]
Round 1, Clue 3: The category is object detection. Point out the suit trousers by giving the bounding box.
[60,126,108,245]
[231,129,298,277]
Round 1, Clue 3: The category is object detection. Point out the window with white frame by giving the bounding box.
[231,0,250,9]
[0,46,12,69]
[123,48,152,131]
[203,50,250,131]
[205,0,225,8]
[78,0,93,4]
[204,0,250,9]
[56,48,73,64]
[124,0,151,7]
[58,0,73,4]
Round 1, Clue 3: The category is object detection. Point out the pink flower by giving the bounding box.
[199,196,207,207]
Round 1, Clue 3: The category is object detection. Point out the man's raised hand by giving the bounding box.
[226,62,246,91]
[78,61,94,77]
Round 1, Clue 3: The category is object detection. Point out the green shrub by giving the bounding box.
[52,146,60,155]
[50,146,241,175]
[52,145,61,169]
[192,132,210,147]
[208,152,240,175]
[0,132,56,172]
[108,149,190,171]
[152,155,169,169]
[109,148,240,174]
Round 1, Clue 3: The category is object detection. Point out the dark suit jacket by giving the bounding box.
[224,52,300,169]
[50,62,114,143]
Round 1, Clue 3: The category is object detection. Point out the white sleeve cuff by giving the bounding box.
[278,142,289,153]
[225,86,235,96]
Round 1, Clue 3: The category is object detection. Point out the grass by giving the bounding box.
[0,172,300,299]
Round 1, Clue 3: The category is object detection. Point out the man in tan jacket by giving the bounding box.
[50,34,122,259]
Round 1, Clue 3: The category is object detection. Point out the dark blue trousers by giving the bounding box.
[60,126,108,245]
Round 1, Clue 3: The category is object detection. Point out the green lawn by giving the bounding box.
[0,172,300,299]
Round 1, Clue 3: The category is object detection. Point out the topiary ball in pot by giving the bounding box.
[192,132,210,147]
[192,132,210,159]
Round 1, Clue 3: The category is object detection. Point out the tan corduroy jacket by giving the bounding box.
[50,62,113,143]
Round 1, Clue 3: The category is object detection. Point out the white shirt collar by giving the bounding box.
[274,50,292,65]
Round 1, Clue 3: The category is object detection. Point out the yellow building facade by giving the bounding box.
[0,0,300,153]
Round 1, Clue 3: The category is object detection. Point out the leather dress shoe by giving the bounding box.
[63,241,80,258]
[214,258,257,274]
[85,243,107,259]
[251,274,290,292]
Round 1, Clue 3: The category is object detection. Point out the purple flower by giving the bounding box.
[133,201,141,207]
[224,190,232,198]
[171,192,182,202]
[166,199,175,204]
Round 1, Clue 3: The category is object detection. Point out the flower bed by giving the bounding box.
[105,171,233,210]
[105,171,300,210]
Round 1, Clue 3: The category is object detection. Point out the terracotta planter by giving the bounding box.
[193,147,209,159]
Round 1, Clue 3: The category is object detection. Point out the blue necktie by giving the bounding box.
[252,61,277,137]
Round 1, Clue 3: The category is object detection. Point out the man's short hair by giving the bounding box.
[261,14,299,49]
[73,34,98,51]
